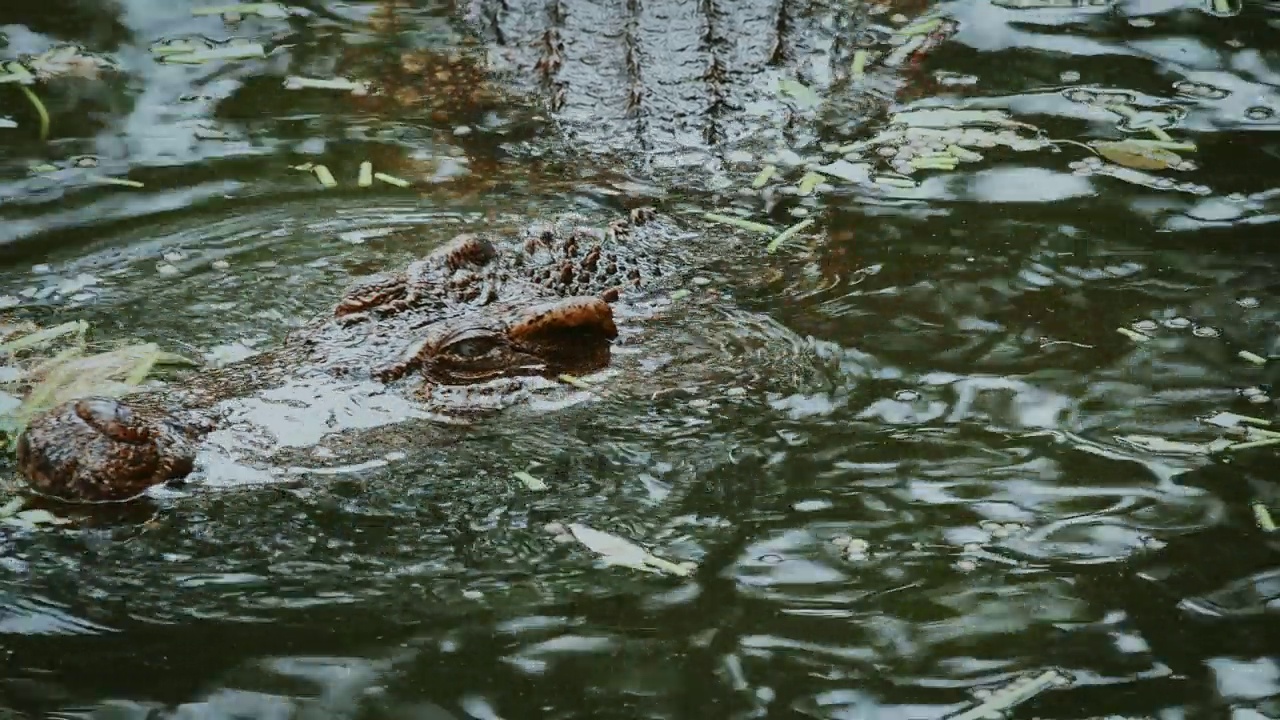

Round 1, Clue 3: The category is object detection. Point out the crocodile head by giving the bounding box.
[14,208,668,502]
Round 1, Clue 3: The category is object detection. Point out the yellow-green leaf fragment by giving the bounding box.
[874,176,917,188]
[0,498,23,518]
[191,3,289,18]
[18,85,50,141]
[0,60,36,85]
[162,43,266,64]
[702,212,775,233]
[766,218,815,254]
[951,670,1067,720]
[897,17,942,36]
[1238,350,1267,365]
[751,164,777,189]
[1226,437,1280,452]
[557,373,592,390]
[374,172,411,188]
[513,470,548,491]
[0,321,88,355]
[87,175,145,188]
[312,165,337,188]
[778,79,820,107]
[670,289,691,300]
[283,76,368,93]
[850,50,869,80]
[1117,327,1150,343]
[358,161,373,187]
[1093,140,1181,170]
[1255,502,1277,532]
[796,171,823,196]
[567,523,693,577]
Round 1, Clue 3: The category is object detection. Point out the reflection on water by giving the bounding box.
[2,0,1280,719]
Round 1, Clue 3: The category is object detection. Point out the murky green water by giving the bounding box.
[2,1,1279,718]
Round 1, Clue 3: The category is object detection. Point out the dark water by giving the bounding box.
[2,1,1279,719]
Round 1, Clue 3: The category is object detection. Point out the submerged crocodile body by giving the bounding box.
[459,0,953,182]
[16,207,679,502]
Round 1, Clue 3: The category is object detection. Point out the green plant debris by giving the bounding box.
[778,79,820,108]
[796,171,823,196]
[0,322,197,446]
[1117,327,1150,343]
[283,76,370,94]
[766,218,815,254]
[0,60,36,85]
[191,3,290,18]
[18,85,50,140]
[567,523,693,577]
[513,470,548,491]
[1211,0,1239,14]
[751,164,777,189]
[1239,350,1267,365]
[358,161,374,187]
[0,497,23,518]
[850,50,869,79]
[88,175,145,188]
[312,165,337,188]
[1225,437,1280,452]
[160,43,266,64]
[557,373,592,390]
[151,39,213,57]
[814,159,872,184]
[874,175,917,188]
[669,289,691,301]
[1202,411,1271,429]
[897,18,942,35]
[950,670,1069,720]
[883,35,927,68]
[702,213,775,234]
[374,172,411,188]
[291,162,315,172]
[892,109,1026,129]
[1255,503,1277,532]
[0,321,87,355]
[1093,140,1182,170]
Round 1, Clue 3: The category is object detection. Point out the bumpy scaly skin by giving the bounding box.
[16,207,670,502]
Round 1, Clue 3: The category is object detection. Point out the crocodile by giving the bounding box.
[14,207,679,503]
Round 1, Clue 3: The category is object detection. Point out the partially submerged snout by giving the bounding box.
[16,397,206,502]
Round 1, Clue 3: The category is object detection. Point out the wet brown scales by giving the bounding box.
[16,207,669,503]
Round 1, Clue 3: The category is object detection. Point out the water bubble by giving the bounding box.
[1241,386,1264,398]
[211,259,230,270]
[1060,70,1081,82]
[1128,16,1155,26]
[956,559,978,572]
[1237,297,1260,308]
[831,535,853,547]
[1162,317,1191,329]
[156,263,180,277]
[1132,319,1158,332]
[1248,393,1271,405]
[1192,326,1220,338]
[894,389,922,402]
[1154,178,1175,189]
[1068,161,1086,171]
[1064,89,1097,103]
[878,146,898,157]
[1226,192,1248,203]
[1174,160,1197,171]
[1245,106,1275,121]
[760,554,784,565]
[1082,155,1104,168]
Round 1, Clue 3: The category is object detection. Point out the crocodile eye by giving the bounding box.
[444,336,502,359]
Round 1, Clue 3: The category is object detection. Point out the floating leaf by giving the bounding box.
[813,159,872,184]
[567,524,692,577]
[777,79,821,108]
[513,471,547,491]
[191,3,290,18]
[1093,140,1181,170]
[892,109,1021,128]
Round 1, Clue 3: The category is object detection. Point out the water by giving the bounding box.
[2,1,1279,718]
